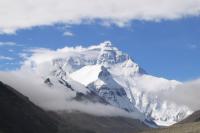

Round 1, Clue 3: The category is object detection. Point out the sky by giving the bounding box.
[0,0,200,81]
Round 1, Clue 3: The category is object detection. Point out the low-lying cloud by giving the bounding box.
[135,75,200,111]
[1,0,200,34]
[163,79,200,111]
[0,69,143,120]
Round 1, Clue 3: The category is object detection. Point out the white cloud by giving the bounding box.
[0,41,16,46]
[0,0,200,34]
[0,70,143,120]
[63,31,74,37]
[0,56,14,60]
[159,79,200,111]
[134,74,200,111]
[20,46,87,67]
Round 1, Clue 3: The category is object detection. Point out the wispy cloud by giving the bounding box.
[0,41,16,46]
[0,0,200,34]
[8,49,14,52]
[63,31,74,37]
[0,56,14,61]
[188,44,198,49]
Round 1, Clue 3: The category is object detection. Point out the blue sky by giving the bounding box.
[0,16,200,81]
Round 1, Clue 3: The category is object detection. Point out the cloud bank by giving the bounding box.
[1,0,200,34]
[163,79,200,111]
[134,75,200,111]
[0,69,143,119]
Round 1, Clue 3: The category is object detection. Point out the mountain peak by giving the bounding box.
[99,41,112,48]
[96,41,131,65]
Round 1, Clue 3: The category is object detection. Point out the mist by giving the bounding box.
[0,69,143,120]
[163,79,200,111]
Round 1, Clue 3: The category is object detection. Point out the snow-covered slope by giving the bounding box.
[71,65,137,112]
[111,74,191,126]
[23,41,192,126]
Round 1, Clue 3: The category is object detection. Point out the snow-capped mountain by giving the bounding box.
[24,41,192,126]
